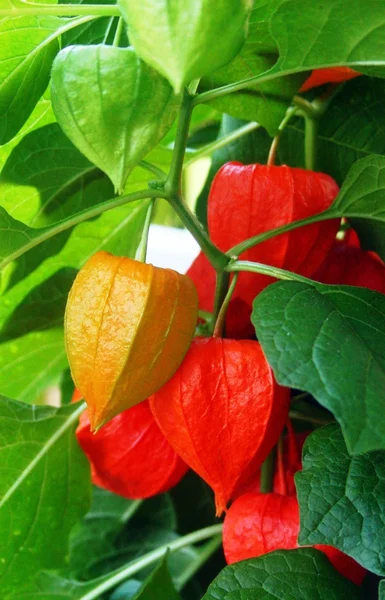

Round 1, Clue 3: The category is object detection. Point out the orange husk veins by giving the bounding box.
[75,398,188,499]
[65,252,198,430]
[300,67,360,92]
[149,337,290,516]
[223,492,366,585]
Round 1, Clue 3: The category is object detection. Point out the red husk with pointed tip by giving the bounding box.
[223,492,366,585]
[149,337,290,516]
[74,391,188,499]
[300,67,360,92]
[187,164,340,338]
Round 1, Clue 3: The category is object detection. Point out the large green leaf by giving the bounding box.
[296,424,385,576]
[0,329,67,403]
[51,45,178,192]
[200,2,305,135]
[118,0,253,93]
[0,91,54,169]
[252,281,385,454]
[0,398,91,598]
[202,548,359,600]
[0,268,77,342]
[0,14,92,144]
[0,123,98,224]
[278,77,385,183]
[0,15,61,143]
[270,0,385,77]
[328,155,385,260]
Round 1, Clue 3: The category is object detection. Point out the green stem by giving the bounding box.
[0,188,165,272]
[168,195,228,271]
[226,260,314,285]
[227,210,336,258]
[112,16,124,47]
[260,449,275,494]
[289,410,334,426]
[304,115,319,171]
[213,273,238,337]
[135,200,155,262]
[184,122,260,169]
[0,3,120,16]
[80,524,223,600]
[293,95,319,119]
[267,106,297,166]
[175,535,222,590]
[165,91,194,197]
[140,160,167,180]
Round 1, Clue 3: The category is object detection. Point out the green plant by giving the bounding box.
[1,1,385,599]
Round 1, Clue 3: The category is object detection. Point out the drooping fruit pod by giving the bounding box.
[207,163,340,338]
[223,492,366,585]
[65,252,198,430]
[74,391,188,499]
[149,337,290,516]
[315,229,385,293]
[118,0,253,93]
[300,67,360,93]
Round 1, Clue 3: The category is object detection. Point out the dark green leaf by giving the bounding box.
[380,580,385,599]
[0,16,61,143]
[170,471,216,535]
[329,155,385,260]
[0,267,77,342]
[119,0,252,93]
[278,77,385,183]
[0,398,91,598]
[200,3,305,135]
[0,329,67,403]
[202,548,359,600]
[70,489,177,580]
[252,281,385,454]
[296,424,385,575]
[69,486,142,578]
[51,45,178,192]
[195,115,272,228]
[131,555,181,600]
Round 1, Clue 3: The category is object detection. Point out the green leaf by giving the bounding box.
[328,155,385,260]
[195,116,272,228]
[69,486,142,578]
[200,3,305,135]
[0,398,91,598]
[278,77,385,183]
[130,555,181,600]
[380,580,385,599]
[252,280,385,454]
[269,0,385,76]
[296,424,385,576]
[0,122,98,224]
[51,45,178,192]
[0,329,67,404]
[202,548,359,600]
[0,91,55,170]
[119,0,253,93]
[0,268,77,342]
[0,15,62,143]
